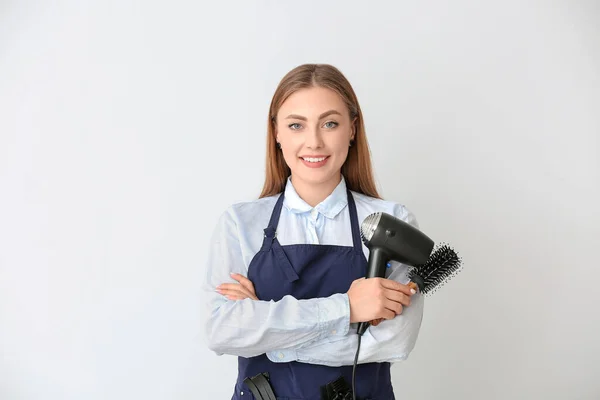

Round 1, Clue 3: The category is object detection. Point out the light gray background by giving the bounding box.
[1,1,599,399]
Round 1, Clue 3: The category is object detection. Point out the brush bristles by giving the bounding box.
[408,243,462,295]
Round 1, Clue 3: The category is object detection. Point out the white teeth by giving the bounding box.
[302,157,327,163]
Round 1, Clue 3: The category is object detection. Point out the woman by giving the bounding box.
[204,64,424,399]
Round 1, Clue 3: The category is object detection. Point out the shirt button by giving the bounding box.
[331,329,337,334]
[278,352,284,359]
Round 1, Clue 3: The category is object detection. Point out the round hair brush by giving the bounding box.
[407,243,462,294]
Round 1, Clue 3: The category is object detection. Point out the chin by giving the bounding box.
[294,168,340,186]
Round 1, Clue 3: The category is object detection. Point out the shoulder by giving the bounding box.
[215,194,281,231]
[351,191,419,229]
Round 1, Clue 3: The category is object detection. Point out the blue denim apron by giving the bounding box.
[232,189,394,400]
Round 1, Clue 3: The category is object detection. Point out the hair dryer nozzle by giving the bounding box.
[360,213,382,244]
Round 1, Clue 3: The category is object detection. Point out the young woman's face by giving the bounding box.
[275,86,355,189]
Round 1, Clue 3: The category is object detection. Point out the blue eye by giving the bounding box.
[324,121,338,129]
[288,123,302,130]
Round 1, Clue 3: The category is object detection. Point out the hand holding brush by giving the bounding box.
[368,243,462,326]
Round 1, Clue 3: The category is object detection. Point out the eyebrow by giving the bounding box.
[285,110,342,121]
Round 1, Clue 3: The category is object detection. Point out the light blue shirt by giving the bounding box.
[203,176,424,367]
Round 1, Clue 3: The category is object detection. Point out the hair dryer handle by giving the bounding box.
[356,321,370,336]
[356,247,389,336]
[365,247,388,279]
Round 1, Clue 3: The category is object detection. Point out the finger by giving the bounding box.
[218,287,257,301]
[217,283,243,291]
[222,291,255,301]
[379,279,413,295]
[229,274,258,298]
[408,281,419,293]
[219,284,258,300]
[383,289,411,307]
[216,288,245,297]
[383,299,404,315]
[217,288,248,300]
[381,309,395,320]
[240,280,257,297]
[230,273,253,289]
[376,303,397,320]
[226,294,247,301]
[380,279,415,296]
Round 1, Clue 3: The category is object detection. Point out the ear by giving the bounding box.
[351,117,357,140]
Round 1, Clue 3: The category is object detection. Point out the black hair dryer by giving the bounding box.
[357,212,435,335]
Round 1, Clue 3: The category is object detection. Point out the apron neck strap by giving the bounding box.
[346,189,364,254]
[264,192,285,239]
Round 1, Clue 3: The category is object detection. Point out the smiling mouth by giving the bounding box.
[300,156,329,163]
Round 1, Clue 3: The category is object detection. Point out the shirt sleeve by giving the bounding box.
[203,208,351,359]
[264,204,425,366]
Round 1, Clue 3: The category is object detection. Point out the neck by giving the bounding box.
[290,173,342,207]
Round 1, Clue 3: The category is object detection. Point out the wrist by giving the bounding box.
[347,293,358,324]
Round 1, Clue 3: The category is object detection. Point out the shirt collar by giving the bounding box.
[283,176,349,219]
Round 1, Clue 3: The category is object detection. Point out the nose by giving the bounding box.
[305,127,324,149]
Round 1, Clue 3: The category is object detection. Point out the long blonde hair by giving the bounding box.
[259,63,381,199]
